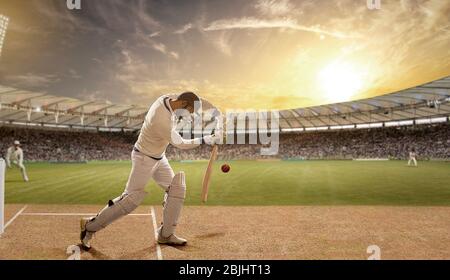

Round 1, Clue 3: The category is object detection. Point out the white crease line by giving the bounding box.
[21,213,152,217]
[151,206,163,260]
[4,205,28,230]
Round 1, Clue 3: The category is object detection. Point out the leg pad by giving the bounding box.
[161,172,186,237]
[86,191,147,232]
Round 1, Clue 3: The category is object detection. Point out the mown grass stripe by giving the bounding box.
[4,161,450,206]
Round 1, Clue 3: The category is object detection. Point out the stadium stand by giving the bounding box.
[1,123,449,161]
[1,76,449,161]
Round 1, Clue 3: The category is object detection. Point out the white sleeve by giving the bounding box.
[170,129,202,150]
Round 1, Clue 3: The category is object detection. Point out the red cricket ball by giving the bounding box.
[221,164,231,173]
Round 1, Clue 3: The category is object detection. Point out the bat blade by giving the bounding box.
[201,145,219,203]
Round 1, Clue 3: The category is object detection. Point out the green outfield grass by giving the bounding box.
[4,160,450,206]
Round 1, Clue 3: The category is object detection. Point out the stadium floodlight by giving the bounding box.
[0,14,10,58]
[0,158,5,235]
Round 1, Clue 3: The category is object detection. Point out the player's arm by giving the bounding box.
[170,129,202,150]
[170,103,222,149]
[170,129,218,150]
[207,108,224,142]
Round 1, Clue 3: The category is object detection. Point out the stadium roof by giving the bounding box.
[0,87,149,130]
[278,76,450,130]
[0,76,449,131]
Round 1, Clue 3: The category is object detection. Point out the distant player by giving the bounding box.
[407,148,418,167]
[79,92,221,250]
[5,140,29,182]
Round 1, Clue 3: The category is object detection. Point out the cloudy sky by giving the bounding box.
[0,0,449,110]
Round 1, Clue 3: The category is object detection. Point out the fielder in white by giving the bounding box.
[80,92,221,249]
[408,149,418,167]
[5,140,29,182]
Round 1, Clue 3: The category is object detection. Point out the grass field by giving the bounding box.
[4,160,450,206]
[3,160,450,260]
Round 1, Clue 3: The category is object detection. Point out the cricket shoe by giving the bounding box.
[80,218,94,250]
[157,227,187,246]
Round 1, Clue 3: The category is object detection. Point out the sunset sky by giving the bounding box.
[0,0,449,110]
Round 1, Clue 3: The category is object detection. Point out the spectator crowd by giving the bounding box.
[1,123,449,162]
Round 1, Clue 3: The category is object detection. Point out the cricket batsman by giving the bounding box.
[80,92,222,249]
[5,140,29,182]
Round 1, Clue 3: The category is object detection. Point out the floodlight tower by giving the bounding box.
[0,14,10,58]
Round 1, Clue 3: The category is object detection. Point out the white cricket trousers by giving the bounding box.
[408,158,417,166]
[11,161,29,182]
[126,150,175,194]
[85,150,174,232]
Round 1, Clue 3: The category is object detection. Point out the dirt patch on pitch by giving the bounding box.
[1,205,449,260]
[156,206,450,260]
[2,204,27,222]
[0,205,157,260]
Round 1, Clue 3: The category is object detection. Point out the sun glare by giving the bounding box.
[318,61,363,103]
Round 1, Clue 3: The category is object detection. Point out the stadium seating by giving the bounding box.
[1,123,449,162]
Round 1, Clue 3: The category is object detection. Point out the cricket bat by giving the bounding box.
[201,145,218,203]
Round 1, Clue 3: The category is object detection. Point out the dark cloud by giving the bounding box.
[0,0,448,110]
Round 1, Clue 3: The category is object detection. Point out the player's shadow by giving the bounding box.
[160,243,194,252]
[164,232,226,252]
[79,244,113,260]
[195,232,226,239]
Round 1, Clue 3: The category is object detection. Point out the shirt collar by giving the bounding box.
[163,97,174,115]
